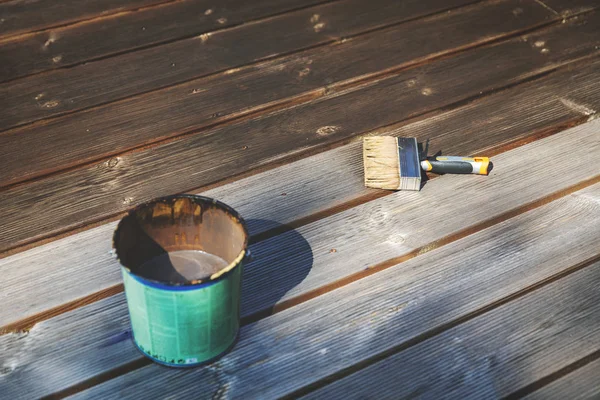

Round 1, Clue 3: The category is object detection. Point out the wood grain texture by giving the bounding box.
[1,124,598,398]
[0,0,563,183]
[0,0,170,39]
[0,0,495,132]
[307,259,600,400]
[4,19,600,253]
[40,185,600,398]
[0,0,331,82]
[1,56,595,330]
[524,357,600,399]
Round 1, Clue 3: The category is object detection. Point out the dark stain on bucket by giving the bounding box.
[113,195,249,367]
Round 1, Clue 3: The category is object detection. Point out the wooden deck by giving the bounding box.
[1,0,599,398]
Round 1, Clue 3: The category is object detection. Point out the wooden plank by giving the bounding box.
[307,260,600,400]
[6,167,599,398]
[0,0,564,184]
[3,19,600,253]
[524,358,600,399]
[0,0,170,39]
[0,0,504,132]
[2,54,597,330]
[0,0,333,82]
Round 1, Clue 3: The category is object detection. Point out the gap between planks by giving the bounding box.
[534,0,559,16]
[0,0,181,41]
[521,351,600,399]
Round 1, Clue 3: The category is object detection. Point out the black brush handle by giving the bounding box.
[427,160,475,174]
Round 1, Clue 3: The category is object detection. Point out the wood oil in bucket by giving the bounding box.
[140,250,229,284]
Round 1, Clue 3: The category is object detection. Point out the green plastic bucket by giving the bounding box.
[113,195,249,367]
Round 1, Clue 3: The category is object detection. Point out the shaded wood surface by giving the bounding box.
[1,124,598,398]
[64,184,600,399]
[0,0,482,131]
[0,0,330,82]
[4,19,600,252]
[1,58,597,330]
[0,0,562,184]
[307,257,600,399]
[0,0,169,38]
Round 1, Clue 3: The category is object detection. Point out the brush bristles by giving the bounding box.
[363,136,400,190]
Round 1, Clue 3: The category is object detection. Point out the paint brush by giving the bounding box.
[363,137,492,191]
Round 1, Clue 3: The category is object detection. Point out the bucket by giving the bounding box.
[113,195,249,367]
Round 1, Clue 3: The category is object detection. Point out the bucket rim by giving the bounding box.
[113,194,249,287]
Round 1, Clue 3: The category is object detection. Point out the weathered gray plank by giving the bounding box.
[2,56,599,330]
[524,358,600,399]
[0,0,481,130]
[1,121,598,398]
[307,259,600,400]
[68,185,600,399]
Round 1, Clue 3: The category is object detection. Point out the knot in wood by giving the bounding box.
[316,125,340,136]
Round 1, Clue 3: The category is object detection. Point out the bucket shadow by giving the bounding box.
[239,219,314,324]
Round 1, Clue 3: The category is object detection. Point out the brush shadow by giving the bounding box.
[418,140,444,189]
